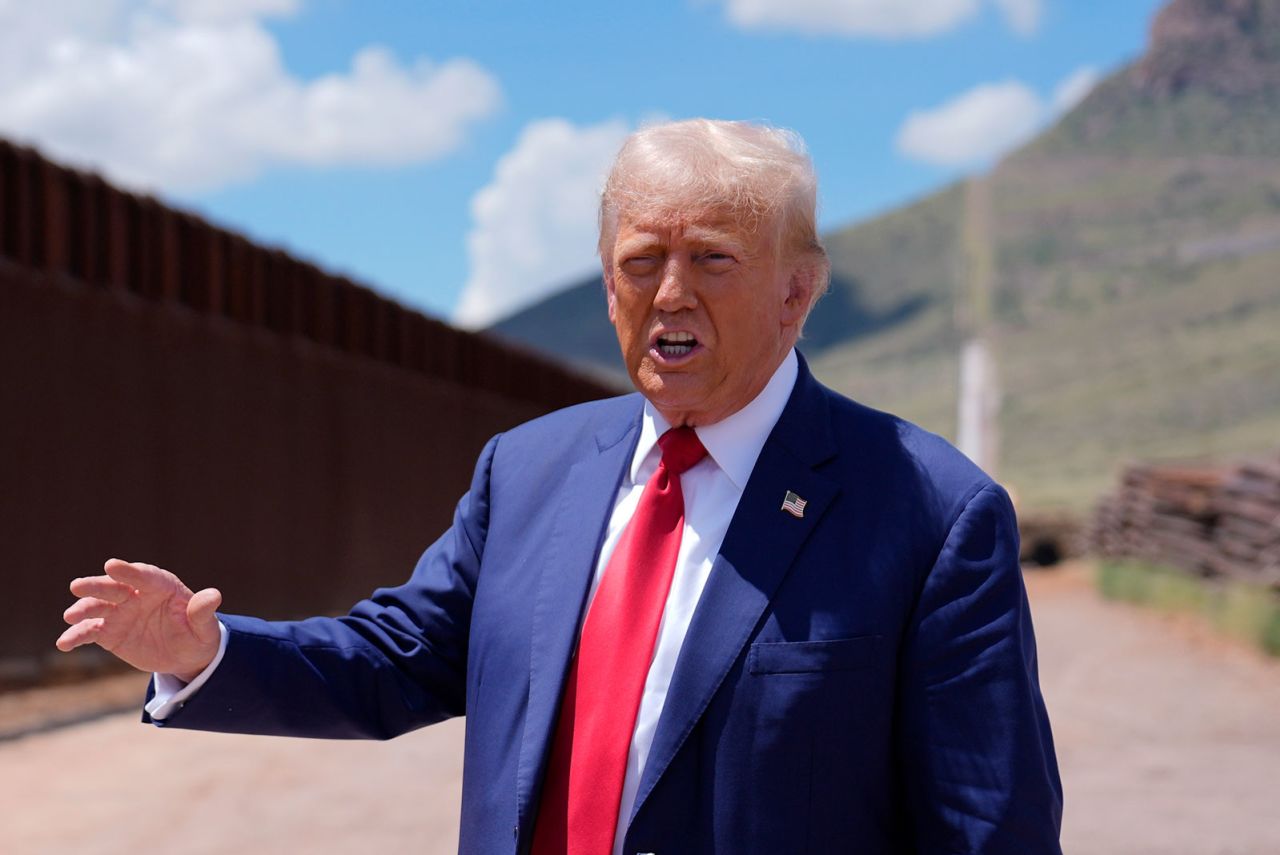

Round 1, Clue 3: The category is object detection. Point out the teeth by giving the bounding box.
[656,331,697,357]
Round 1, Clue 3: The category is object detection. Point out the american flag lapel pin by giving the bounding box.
[781,490,807,518]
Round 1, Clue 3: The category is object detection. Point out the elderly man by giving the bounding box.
[58,119,1062,854]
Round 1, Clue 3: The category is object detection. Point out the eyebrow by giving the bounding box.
[616,227,748,255]
[615,235,664,257]
[685,227,745,247]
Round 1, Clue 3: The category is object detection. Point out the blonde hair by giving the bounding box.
[599,118,830,300]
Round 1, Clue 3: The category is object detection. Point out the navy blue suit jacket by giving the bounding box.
[151,354,1063,853]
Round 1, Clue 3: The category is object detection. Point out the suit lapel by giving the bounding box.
[630,356,841,820]
[515,406,641,839]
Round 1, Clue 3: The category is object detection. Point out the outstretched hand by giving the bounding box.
[56,559,223,683]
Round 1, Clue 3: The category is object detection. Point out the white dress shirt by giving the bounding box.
[590,348,797,855]
[148,349,800,855]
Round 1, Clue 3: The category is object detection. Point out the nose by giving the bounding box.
[653,257,697,313]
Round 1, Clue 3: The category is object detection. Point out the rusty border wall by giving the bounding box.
[0,140,608,411]
[0,140,618,685]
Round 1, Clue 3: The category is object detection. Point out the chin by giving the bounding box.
[646,392,718,427]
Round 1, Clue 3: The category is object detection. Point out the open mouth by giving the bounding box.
[655,331,699,357]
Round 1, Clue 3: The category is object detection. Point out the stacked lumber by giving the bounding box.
[1090,456,1280,587]
[1213,459,1280,585]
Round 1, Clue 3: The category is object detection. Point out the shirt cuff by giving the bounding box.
[144,620,229,721]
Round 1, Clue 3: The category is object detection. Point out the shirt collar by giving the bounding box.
[630,348,799,490]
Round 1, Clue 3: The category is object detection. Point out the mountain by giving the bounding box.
[490,0,1280,511]
[1029,0,1280,158]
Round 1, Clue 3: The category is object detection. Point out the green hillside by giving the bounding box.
[491,0,1280,511]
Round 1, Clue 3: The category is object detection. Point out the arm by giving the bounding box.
[898,483,1063,854]
[149,433,500,739]
[58,434,500,741]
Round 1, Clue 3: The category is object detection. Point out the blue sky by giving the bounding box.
[0,0,1165,326]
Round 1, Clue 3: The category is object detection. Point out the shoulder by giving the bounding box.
[806,375,1003,549]
[831,388,989,498]
[807,380,1020,595]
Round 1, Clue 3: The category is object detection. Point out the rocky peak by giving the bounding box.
[1133,0,1280,97]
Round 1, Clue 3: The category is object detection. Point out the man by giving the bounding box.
[58,119,1062,854]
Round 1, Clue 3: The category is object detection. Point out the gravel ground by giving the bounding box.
[3,561,1277,854]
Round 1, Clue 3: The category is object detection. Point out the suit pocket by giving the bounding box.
[748,635,881,675]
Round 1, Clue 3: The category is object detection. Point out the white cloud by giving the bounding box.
[455,118,632,329]
[895,66,1100,168]
[715,0,1042,38]
[721,0,976,38]
[991,0,1041,36]
[896,80,1043,167]
[153,0,300,23]
[1052,65,1101,113]
[0,1,501,193]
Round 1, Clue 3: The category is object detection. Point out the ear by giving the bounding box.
[780,261,817,327]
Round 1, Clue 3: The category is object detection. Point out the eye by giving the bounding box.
[698,251,737,272]
[620,255,660,276]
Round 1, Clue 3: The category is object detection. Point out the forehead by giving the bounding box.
[613,205,765,247]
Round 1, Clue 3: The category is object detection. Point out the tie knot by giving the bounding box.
[657,426,707,476]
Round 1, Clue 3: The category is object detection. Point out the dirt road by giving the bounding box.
[1028,564,1280,854]
[3,562,1277,853]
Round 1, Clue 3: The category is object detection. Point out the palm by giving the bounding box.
[97,570,204,670]
[57,559,222,681]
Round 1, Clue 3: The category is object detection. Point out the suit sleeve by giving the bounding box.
[898,483,1064,854]
[145,434,500,740]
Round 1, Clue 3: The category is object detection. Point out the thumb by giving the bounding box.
[187,587,223,642]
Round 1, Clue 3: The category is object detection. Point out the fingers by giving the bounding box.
[57,567,136,654]
[187,588,223,643]
[69,575,135,604]
[55,618,105,652]
[102,558,158,588]
[63,597,116,625]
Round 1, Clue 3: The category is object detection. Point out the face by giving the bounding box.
[604,208,812,426]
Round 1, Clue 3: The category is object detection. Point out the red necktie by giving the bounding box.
[531,426,707,855]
